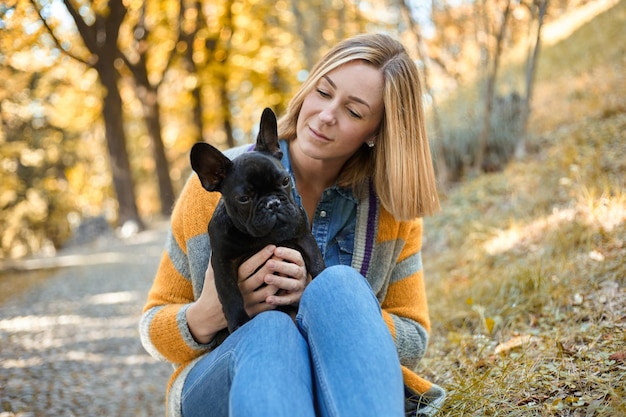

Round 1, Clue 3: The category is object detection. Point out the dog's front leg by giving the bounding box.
[297,234,326,278]
[212,259,251,333]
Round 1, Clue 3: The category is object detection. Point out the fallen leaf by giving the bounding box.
[556,340,577,357]
[495,335,534,354]
[476,354,497,369]
[608,351,626,362]
[517,394,550,406]
[485,317,495,334]
[588,250,605,261]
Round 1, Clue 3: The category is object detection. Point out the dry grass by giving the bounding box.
[420,2,626,415]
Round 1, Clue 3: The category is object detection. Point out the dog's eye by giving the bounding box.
[237,195,250,204]
[281,177,291,188]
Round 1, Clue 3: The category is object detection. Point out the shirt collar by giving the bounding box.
[279,140,357,204]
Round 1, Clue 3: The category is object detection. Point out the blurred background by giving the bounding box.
[0,0,620,260]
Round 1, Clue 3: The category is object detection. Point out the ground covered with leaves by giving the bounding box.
[420,2,625,415]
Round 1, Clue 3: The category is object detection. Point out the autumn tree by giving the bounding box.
[427,0,556,179]
[398,0,451,188]
[474,0,514,174]
[176,0,208,142]
[1,0,111,258]
[120,0,178,215]
[30,0,143,227]
[515,0,549,158]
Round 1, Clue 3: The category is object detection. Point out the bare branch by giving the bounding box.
[28,0,90,66]
[61,0,98,53]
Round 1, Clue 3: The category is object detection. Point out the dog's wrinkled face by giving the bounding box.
[190,107,301,237]
[220,152,299,237]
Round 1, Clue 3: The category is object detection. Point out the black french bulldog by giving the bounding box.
[190,108,325,334]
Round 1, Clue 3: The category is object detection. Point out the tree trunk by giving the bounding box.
[291,0,321,70]
[138,85,175,215]
[54,0,142,228]
[219,0,235,148]
[180,0,208,142]
[400,0,450,189]
[515,0,549,159]
[220,84,235,148]
[97,63,143,227]
[123,1,177,216]
[474,0,513,174]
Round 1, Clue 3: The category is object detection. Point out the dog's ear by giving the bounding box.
[190,142,233,192]
[255,108,283,160]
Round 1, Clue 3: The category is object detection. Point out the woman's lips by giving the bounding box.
[309,126,332,142]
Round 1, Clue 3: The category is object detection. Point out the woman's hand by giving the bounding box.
[185,260,228,344]
[238,245,311,318]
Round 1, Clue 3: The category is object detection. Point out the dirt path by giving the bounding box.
[0,224,172,416]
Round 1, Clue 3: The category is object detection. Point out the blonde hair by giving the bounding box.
[278,33,440,219]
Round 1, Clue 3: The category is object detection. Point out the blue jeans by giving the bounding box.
[181,265,404,417]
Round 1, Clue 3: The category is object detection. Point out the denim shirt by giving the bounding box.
[279,140,357,267]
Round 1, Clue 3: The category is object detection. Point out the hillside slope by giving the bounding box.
[421,1,625,415]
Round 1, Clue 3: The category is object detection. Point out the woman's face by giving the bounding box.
[294,61,384,165]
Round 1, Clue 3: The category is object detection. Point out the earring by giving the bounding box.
[367,141,375,148]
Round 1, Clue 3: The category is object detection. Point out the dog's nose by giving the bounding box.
[265,198,281,211]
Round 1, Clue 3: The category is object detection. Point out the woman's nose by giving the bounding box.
[319,106,336,125]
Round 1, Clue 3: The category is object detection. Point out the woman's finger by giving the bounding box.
[238,244,276,281]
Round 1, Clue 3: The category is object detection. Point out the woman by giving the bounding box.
[140,33,446,417]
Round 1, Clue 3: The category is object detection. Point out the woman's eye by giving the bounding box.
[347,108,362,119]
[317,89,331,98]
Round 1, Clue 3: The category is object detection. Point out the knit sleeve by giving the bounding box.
[139,175,220,364]
[379,214,431,369]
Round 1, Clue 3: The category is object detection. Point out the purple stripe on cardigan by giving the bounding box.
[359,183,377,276]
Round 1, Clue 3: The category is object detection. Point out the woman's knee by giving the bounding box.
[300,265,379,315]
[239,310,297,340]
[239,311,308,351]
[305,265,373,300]
[248,309,294,327]
[232,311,310,375]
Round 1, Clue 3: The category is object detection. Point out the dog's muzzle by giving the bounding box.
[265,197,281,212]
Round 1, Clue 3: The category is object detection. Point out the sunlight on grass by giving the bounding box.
[576,187,626,233]
[484,187,625,257]
[541,0,620,46]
